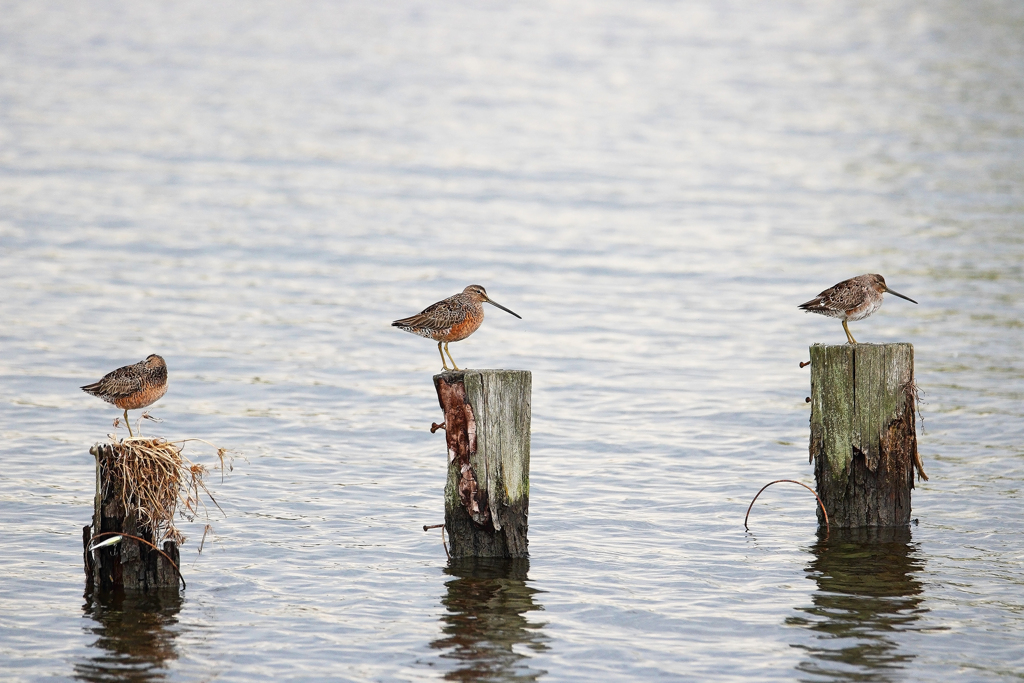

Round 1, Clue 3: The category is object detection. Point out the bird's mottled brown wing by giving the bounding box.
[392,294,466,331]
[81,361,147,402]
[799,279,862,315]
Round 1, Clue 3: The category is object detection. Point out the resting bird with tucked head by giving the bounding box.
[392,285,521,371]
[81,354,168,437]
[799,274,917,344]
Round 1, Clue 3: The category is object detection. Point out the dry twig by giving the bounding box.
[744,479,829,533]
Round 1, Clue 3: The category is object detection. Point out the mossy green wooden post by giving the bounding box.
[433,370,531,558]
[809,343,924,528]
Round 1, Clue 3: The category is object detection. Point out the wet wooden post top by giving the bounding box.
[433,369,531,558]
[808,343,926,528]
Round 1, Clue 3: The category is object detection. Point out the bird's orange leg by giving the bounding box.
[444,343,461,371]
[842,320,858,345]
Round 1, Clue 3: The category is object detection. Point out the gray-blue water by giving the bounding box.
[1,1,1023,680]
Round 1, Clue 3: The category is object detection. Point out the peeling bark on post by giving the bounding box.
[84,444,181,591]
[433,370,531,558]
[809,343,922,528]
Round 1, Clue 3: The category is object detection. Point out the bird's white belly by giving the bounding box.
[846,298,882,321]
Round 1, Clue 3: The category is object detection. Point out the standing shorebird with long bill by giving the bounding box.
[81,354,168,437]
[392,285,521,371]
[799,274,917,344]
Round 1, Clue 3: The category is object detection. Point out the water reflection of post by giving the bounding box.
[431,557,549,682]
[75,588,183,682]
[787,527,927,682]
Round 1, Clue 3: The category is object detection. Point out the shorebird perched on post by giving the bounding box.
[81,355,168,437]
[799,274,917,344]
[392,285,521,371]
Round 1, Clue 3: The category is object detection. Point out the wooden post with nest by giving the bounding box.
[808,343,927,528]
[84,443,182,591]
[432,370,531,558]
[82,437,224,591]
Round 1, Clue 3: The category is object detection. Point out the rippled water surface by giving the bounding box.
[2,1,1023,680]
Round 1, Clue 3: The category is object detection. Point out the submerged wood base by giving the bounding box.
[84,444,181,592]
[434,370,531,559]
[809,343,922,528]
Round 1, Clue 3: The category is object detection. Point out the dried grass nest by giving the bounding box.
[95,437,232,546]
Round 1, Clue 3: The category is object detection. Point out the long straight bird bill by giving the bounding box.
[483,296,521,319]
[884,286,918,304]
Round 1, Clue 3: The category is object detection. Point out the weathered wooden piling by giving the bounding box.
[809,343,925,528]
[433,370,531,558]
[83,444,181,591]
